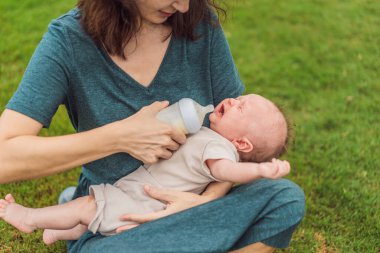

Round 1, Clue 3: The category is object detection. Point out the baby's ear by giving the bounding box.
[231,137,253,153]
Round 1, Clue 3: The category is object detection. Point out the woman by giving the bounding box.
[0,0,305,252]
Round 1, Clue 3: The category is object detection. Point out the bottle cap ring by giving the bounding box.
[179,98,201,134]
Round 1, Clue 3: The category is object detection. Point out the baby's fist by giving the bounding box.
[258,159,291,179]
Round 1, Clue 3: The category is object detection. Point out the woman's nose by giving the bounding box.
[172,0,190,13]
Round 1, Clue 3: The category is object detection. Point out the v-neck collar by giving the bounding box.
[99,37,174,92]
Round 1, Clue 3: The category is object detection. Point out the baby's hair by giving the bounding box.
[274,103,293,158]
[243,101,293,163]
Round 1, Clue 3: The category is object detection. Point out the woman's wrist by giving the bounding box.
[105,117,141,154]
[201,181,233,201]
[104,120,127,153]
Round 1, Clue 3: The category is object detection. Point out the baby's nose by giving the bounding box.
[228,98,239,107]
[223,98,238,112]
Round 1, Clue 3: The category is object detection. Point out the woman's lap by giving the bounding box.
[68,176,305,253]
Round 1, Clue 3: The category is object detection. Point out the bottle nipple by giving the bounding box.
[201,104,215,114]
[179,98,214,134]
[196,104,214,123]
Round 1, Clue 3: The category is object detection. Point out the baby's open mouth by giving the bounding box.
[218,104,225,116]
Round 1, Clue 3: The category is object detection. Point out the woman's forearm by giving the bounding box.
[201,181,233,201]
[0,123,119,183]
[0,101,186,184]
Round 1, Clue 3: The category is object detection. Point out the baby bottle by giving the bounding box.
[156,98,214,134]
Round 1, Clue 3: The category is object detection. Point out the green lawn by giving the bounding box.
[1,1,379,252]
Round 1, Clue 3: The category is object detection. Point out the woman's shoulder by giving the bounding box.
[46,8,89,40]
[42,8,95,54]
[195,13,221,35]
[48,8,81,30]
[188,13,226,50]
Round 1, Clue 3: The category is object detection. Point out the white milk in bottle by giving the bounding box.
[156,98,214,134]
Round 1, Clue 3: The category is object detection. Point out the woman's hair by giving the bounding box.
[77,0,226,59]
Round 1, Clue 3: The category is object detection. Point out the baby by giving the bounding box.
[0,94,291,244]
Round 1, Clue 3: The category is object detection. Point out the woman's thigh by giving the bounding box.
[68,179,305,253]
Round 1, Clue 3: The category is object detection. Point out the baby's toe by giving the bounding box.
[5,194,15,203]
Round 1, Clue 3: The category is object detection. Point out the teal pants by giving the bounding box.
[68,175,305,252]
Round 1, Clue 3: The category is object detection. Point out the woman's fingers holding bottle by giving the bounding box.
[168,128,186,145]
[165,137,180,151]
[145,101,186,145]
[112,101,187,164]
[139,101,186,147]
[158,148,174,160]
[156,134,181,150]
[144,145,178,164]
[140,100,170,115]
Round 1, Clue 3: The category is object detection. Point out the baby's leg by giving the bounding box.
[43,224,88,245]
[0,194,34,233]
[0,194,96,233]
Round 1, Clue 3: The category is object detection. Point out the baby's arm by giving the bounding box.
[206,158,290,184]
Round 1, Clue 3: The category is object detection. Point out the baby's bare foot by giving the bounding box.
[0,194,36,233]
[43,225,87,245]
[43,229,58,245]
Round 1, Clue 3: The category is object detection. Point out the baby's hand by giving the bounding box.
[258,158,291,179]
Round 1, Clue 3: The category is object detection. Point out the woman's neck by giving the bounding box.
[138,20,171,37]
[121,21,172,59]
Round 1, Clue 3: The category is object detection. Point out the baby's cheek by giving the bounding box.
[209,113,219,124]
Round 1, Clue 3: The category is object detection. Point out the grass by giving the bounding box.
[0,0,379,252]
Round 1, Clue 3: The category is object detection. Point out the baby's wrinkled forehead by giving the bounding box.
[240,94,277,114]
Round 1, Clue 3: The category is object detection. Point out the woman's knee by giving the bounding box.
[268,179,305,223]
[229,179,305,250]
[232,179,305,222]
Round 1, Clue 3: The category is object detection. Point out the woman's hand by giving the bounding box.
[113,101,187,164]
[115,185,215,233]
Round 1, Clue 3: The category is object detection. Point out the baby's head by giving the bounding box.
[209,94,289,162]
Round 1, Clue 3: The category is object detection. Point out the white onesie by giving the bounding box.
[88,127,239,235]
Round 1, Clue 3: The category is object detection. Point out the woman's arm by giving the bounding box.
[116,182,232,233]
[0,109,115,183]
[200,181,233,201]
[0,102,186,184]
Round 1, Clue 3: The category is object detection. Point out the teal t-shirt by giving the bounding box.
[7,9,245,184]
